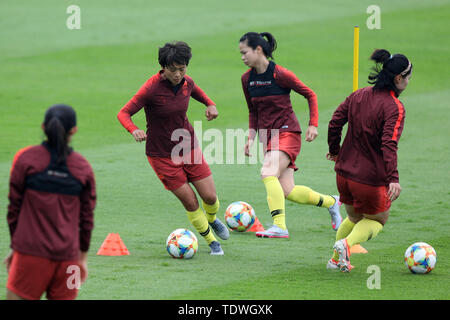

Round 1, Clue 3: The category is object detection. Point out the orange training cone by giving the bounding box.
[350,244,368,254]
[247,216,265,232]
[97,233,130,256]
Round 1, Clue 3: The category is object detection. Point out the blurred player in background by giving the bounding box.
[327,49,411,272]
[239,32,342,238]
[118,41,229,255]
[5,104,96,299]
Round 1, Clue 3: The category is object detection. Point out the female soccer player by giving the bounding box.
[239,32,342,238]
[117,41,229,255]
[327,49,411,272]
[4,104,96,300]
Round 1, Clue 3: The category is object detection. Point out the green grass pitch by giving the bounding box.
[0,0,449,300]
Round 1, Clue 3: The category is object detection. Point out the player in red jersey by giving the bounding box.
[5,104,96,299]
[118,41,229,255]
[239,32,342,238]
[326,49,411,272]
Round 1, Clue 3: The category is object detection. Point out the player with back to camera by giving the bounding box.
[4,104,96,300]
[239,32,342,238]
[117,41,229,255]
[327,49,411,272]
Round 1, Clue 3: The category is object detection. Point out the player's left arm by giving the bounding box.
[190,81,218,121]
[275,66,318,141]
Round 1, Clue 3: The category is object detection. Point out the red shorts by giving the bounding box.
[267,132,302,171]
[336,174,391,214]
[148,148,212,191]
[7,251,82,300]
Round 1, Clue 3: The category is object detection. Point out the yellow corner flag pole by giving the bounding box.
[350,25,368,255]
[353,25,359,92]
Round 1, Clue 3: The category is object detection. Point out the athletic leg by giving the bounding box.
[330,204,359,263]
[171,183,218,247]
[333,207,387,272]
[281,169,342,231]
[191,175,218,222]
[191,175,229,240]
[256,151,291,237]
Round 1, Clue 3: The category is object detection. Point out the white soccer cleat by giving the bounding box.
[326,258,340,271]
[255,225,289,238]
[333,239,352,272]
[328,195,342,231]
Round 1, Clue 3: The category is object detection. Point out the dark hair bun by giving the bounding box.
[370,49,391,64]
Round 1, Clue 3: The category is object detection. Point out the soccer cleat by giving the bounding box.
[327,255,354,271]
[255,225,289,238]
[209,241,224,255]
[326,258,340,271]
[328,195,342,231]
[333,239,352,272]
[209,218,230,240]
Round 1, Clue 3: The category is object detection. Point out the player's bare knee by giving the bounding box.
[183,199,200,212]
[202,194,217,206]
[260,167,279,179]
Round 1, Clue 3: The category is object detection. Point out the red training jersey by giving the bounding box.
[241,61,318,141]
[117,71,215,157]
[7,142,96,260]
[328,87,406,186]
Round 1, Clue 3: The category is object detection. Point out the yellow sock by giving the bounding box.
[346,218,383,247]
[286,185,335,208]
[262,176,286,230]
[332,218,356,260]
[186,207,217,245]
[202,198,220,223]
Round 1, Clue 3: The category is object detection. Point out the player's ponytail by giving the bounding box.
[368,49,412,95]
[239,32,277,59]
[43,104,77,164]
[259,32,277,59]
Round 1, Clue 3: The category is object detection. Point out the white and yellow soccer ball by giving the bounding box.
[166,228,198,259]
[224,201,256,232]
[404,242,437,274]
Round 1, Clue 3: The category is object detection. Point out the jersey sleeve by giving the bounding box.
[328,95,351,156]
[7,147,32,238]
[275,66,318,127]
[117,76,157,133]
[381,96,406,184]
[241,71,258,139]
[79,160,96,252]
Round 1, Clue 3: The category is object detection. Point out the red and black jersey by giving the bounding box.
[328,87,406,186]
[118,71,215,157]
[241,61,318,140]
[7,142,96,260]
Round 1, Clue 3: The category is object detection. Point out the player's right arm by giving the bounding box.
[7,147,31,238]
[5,147,31,270]
[117,77,157,142]
[327,95,351,160]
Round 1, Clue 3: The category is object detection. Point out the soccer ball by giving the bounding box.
[404,242,437,274]
[166,228,198,259]
[224,201,256,232]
